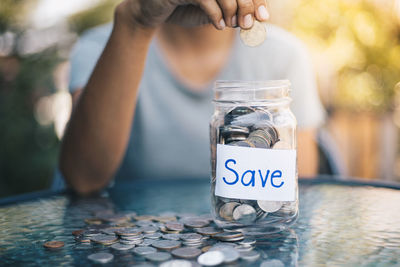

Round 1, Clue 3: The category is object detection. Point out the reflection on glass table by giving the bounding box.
[1,177,400,266]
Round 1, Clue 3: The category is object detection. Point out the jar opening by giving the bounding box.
[213,80,291,104]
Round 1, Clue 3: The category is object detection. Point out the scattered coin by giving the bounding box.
[240,250,261,261]
[43,241,64,249]
[197,251,224,266]
[162,233,181,240]
[183,219,209,228]
[111,243,134,251]
[145,252,172,262]
[218,247,240,263]
[133,246,157,256]
[90,234,118,245]
[257,200,282,213]
[195,227,222,236]
[115,227,142,236]
[72,229,84,236]
[165,222,184,232]
[171,247,202,259]
[180,233,203,242]
[240,20,267,47]
[260,259,285,267]
[152,240,181,250]
[87,252,114,264]
[160,259,192,267]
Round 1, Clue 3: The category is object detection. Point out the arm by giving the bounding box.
[60,17,155,195]
[61,0,271,195]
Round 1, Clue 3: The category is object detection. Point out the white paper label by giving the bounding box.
[215,144,297,201]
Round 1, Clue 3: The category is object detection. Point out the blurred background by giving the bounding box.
[0,0,400,198]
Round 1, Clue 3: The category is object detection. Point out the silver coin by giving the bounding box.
[171,247,202,259]
[183,219,210,228]
[120,238,143,245]
[180,233,203,242]
[213,231,243,240]
[87,252,114,264]
[138,238,155,246]
[235,245,255,252]
[82,229,102,237]
[144,252,172,262]
[133,246,157,256]
[140,226,159,234]
[152,240,181,250]
[239,238,256,246]
[120,234,144,241]
[257,201,282,213]
[218,247,240,263]
[111,243,135,251]
[160,259,192,267]
[165,222,184,232]
[115,227,142,236]
[143,232,162,239]
[232,204,257,223]
[260,259,285,267]
[240,250,260,261]
[90,234,118,245]
[195,227,222,236]
[219,202,240,221]
[197,251,224,266]
[162,233,181,240]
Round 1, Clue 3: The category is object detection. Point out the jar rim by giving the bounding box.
[214,80,291,92]
[213,80,291,103]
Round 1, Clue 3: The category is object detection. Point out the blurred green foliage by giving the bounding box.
[69,0,118,35]
[0,0,116,198]
[0,0,60,197]
[0,51,60,197]
[290,0,400,112]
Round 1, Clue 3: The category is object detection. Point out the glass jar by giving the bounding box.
[210,80,298,235]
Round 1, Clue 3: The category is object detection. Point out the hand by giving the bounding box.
[116,0,270,30]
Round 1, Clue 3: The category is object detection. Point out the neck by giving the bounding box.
[158,24,235,52]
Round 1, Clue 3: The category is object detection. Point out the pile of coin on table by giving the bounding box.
[43,211,285,266]
[214,106,289,224]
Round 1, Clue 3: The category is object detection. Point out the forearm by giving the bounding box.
[60,20,155,195]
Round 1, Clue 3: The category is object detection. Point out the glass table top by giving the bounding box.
[1,178,400,266]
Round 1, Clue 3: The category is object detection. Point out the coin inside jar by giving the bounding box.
[219,202,240,221]
[232,204,257,223]
[240,20,267,47]
[257,200,283,213]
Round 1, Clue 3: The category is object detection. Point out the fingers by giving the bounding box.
[195,0,269,30]
[237,0,255,29]
[217,0,238,27]
[253,0,269,22]
[197,0,226,30]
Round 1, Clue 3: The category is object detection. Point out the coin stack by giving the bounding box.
[69,211,277,266]
[214,106,285,225]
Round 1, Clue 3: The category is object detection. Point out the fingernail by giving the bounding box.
[258,5,270,20]
[243,14,253,29]
[231,15,237,27]
[219,19,226,30]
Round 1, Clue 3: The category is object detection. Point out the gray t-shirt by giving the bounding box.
[69,23,325,181]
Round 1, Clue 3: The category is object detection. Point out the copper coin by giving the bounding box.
[43,241,64,249]
[72,229,84,236]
